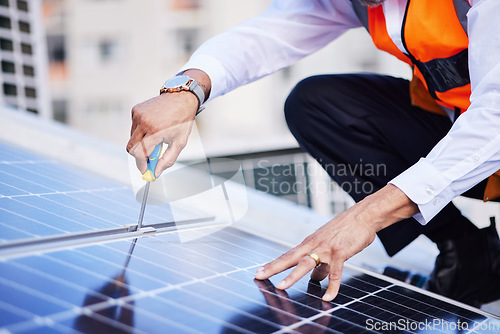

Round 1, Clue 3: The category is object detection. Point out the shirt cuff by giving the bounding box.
[178,54,228,102]
[389,158,455,225]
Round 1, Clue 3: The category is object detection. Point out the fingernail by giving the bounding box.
[255,267,265,279]
[276,280,287,290]
[257,266,265,273]
[322,293,333,302]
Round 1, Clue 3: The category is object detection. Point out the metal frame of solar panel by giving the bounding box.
[2,141,500,334]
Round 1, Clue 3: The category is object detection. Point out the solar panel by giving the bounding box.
[1,141,500,333]
[0,141,209,244]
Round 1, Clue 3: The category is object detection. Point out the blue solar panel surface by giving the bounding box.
[1,141,500,333]
[0,142,204,243]
[2,227,500,333]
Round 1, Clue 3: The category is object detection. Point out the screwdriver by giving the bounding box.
[136,143,163,230]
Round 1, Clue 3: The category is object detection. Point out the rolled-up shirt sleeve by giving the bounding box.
[390,0,500,224]
[180,0,361,100]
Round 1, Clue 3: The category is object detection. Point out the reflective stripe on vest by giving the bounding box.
[351,0,471,112]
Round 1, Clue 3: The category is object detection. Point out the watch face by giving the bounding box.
[164,75,189,88]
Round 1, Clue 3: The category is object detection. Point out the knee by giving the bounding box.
[284,76,324,134]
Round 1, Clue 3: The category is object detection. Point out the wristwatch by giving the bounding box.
[160,75,205,115]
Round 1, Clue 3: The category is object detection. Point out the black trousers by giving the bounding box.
[285,74,486,256]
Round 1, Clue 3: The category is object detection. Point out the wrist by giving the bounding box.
[359,184,419,232]
[160,74,206,114]
[182,69,211,101]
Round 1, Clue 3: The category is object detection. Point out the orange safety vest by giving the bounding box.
[351,0,500,202]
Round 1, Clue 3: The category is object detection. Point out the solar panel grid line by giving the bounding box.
[181,271,378,334]
[221,270,390,334]
[217,277,377,334]
[170,228,281,263]
[0,206,69,235]
[4,142,500,333]
[0,198,94,238]
[2,160,103,192]
[69,232,318,334]
[20,194,129,229]
[146,227,280,264]
[0,220,40,241]
[189,277,310,325]
[0,219,228,263]
[351,263,500,321]
[102,239,264,283]
[2,259,117,308]
[224,250,496,333]
[70,248,182,289]
[218,228,292,256]
[2,226,324,332]
[0,170,66,195]
[84,186,212,226]
[25,264,270,334]
[0,160,49,164]
[38,194,136,227]
[2,187,126,200]
[83,303,203,334]
[44,307,150,334]
[104,238,242,275]
[1,196,118,234]
[0,299,35,324]
[0,276,75,314]
[161,286,297,333]
[370,290,479,332]
[0,230,496,334]
[232,224,298,252]
[146,226,452,332]
[132,292,260,334]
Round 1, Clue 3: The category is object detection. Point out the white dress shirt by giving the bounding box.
[180,0,500,225]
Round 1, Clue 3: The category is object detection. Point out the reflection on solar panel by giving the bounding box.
[1,141,500,333]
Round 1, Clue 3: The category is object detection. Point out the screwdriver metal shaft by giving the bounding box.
[135,143,163,231]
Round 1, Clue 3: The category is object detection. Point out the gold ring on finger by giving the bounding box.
[307,251,321,267]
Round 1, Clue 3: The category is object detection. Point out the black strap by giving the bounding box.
[413,49,470,93]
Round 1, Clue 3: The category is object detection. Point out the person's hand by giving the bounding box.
[126,69,211,178]
[127,91,198,177]
[255,184,419,302]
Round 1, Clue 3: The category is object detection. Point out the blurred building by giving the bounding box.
[41,0,410,145]
[0,0,50,117]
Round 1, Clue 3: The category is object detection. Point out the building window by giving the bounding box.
[0,0,9,8]
[175,28,199,58]
[1,60,15,74]
[52,99,67,123]
[21,43,32,54]
[25,87,36,98]
[3,83,17,96]
[47,35,65,62]
[81,37,124,66]
[98,39,118,62]
[17,0,28,12]
[23,64,34,76]
[18,21,30,33]
[0,15,11,29]
[0,38,12,51]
